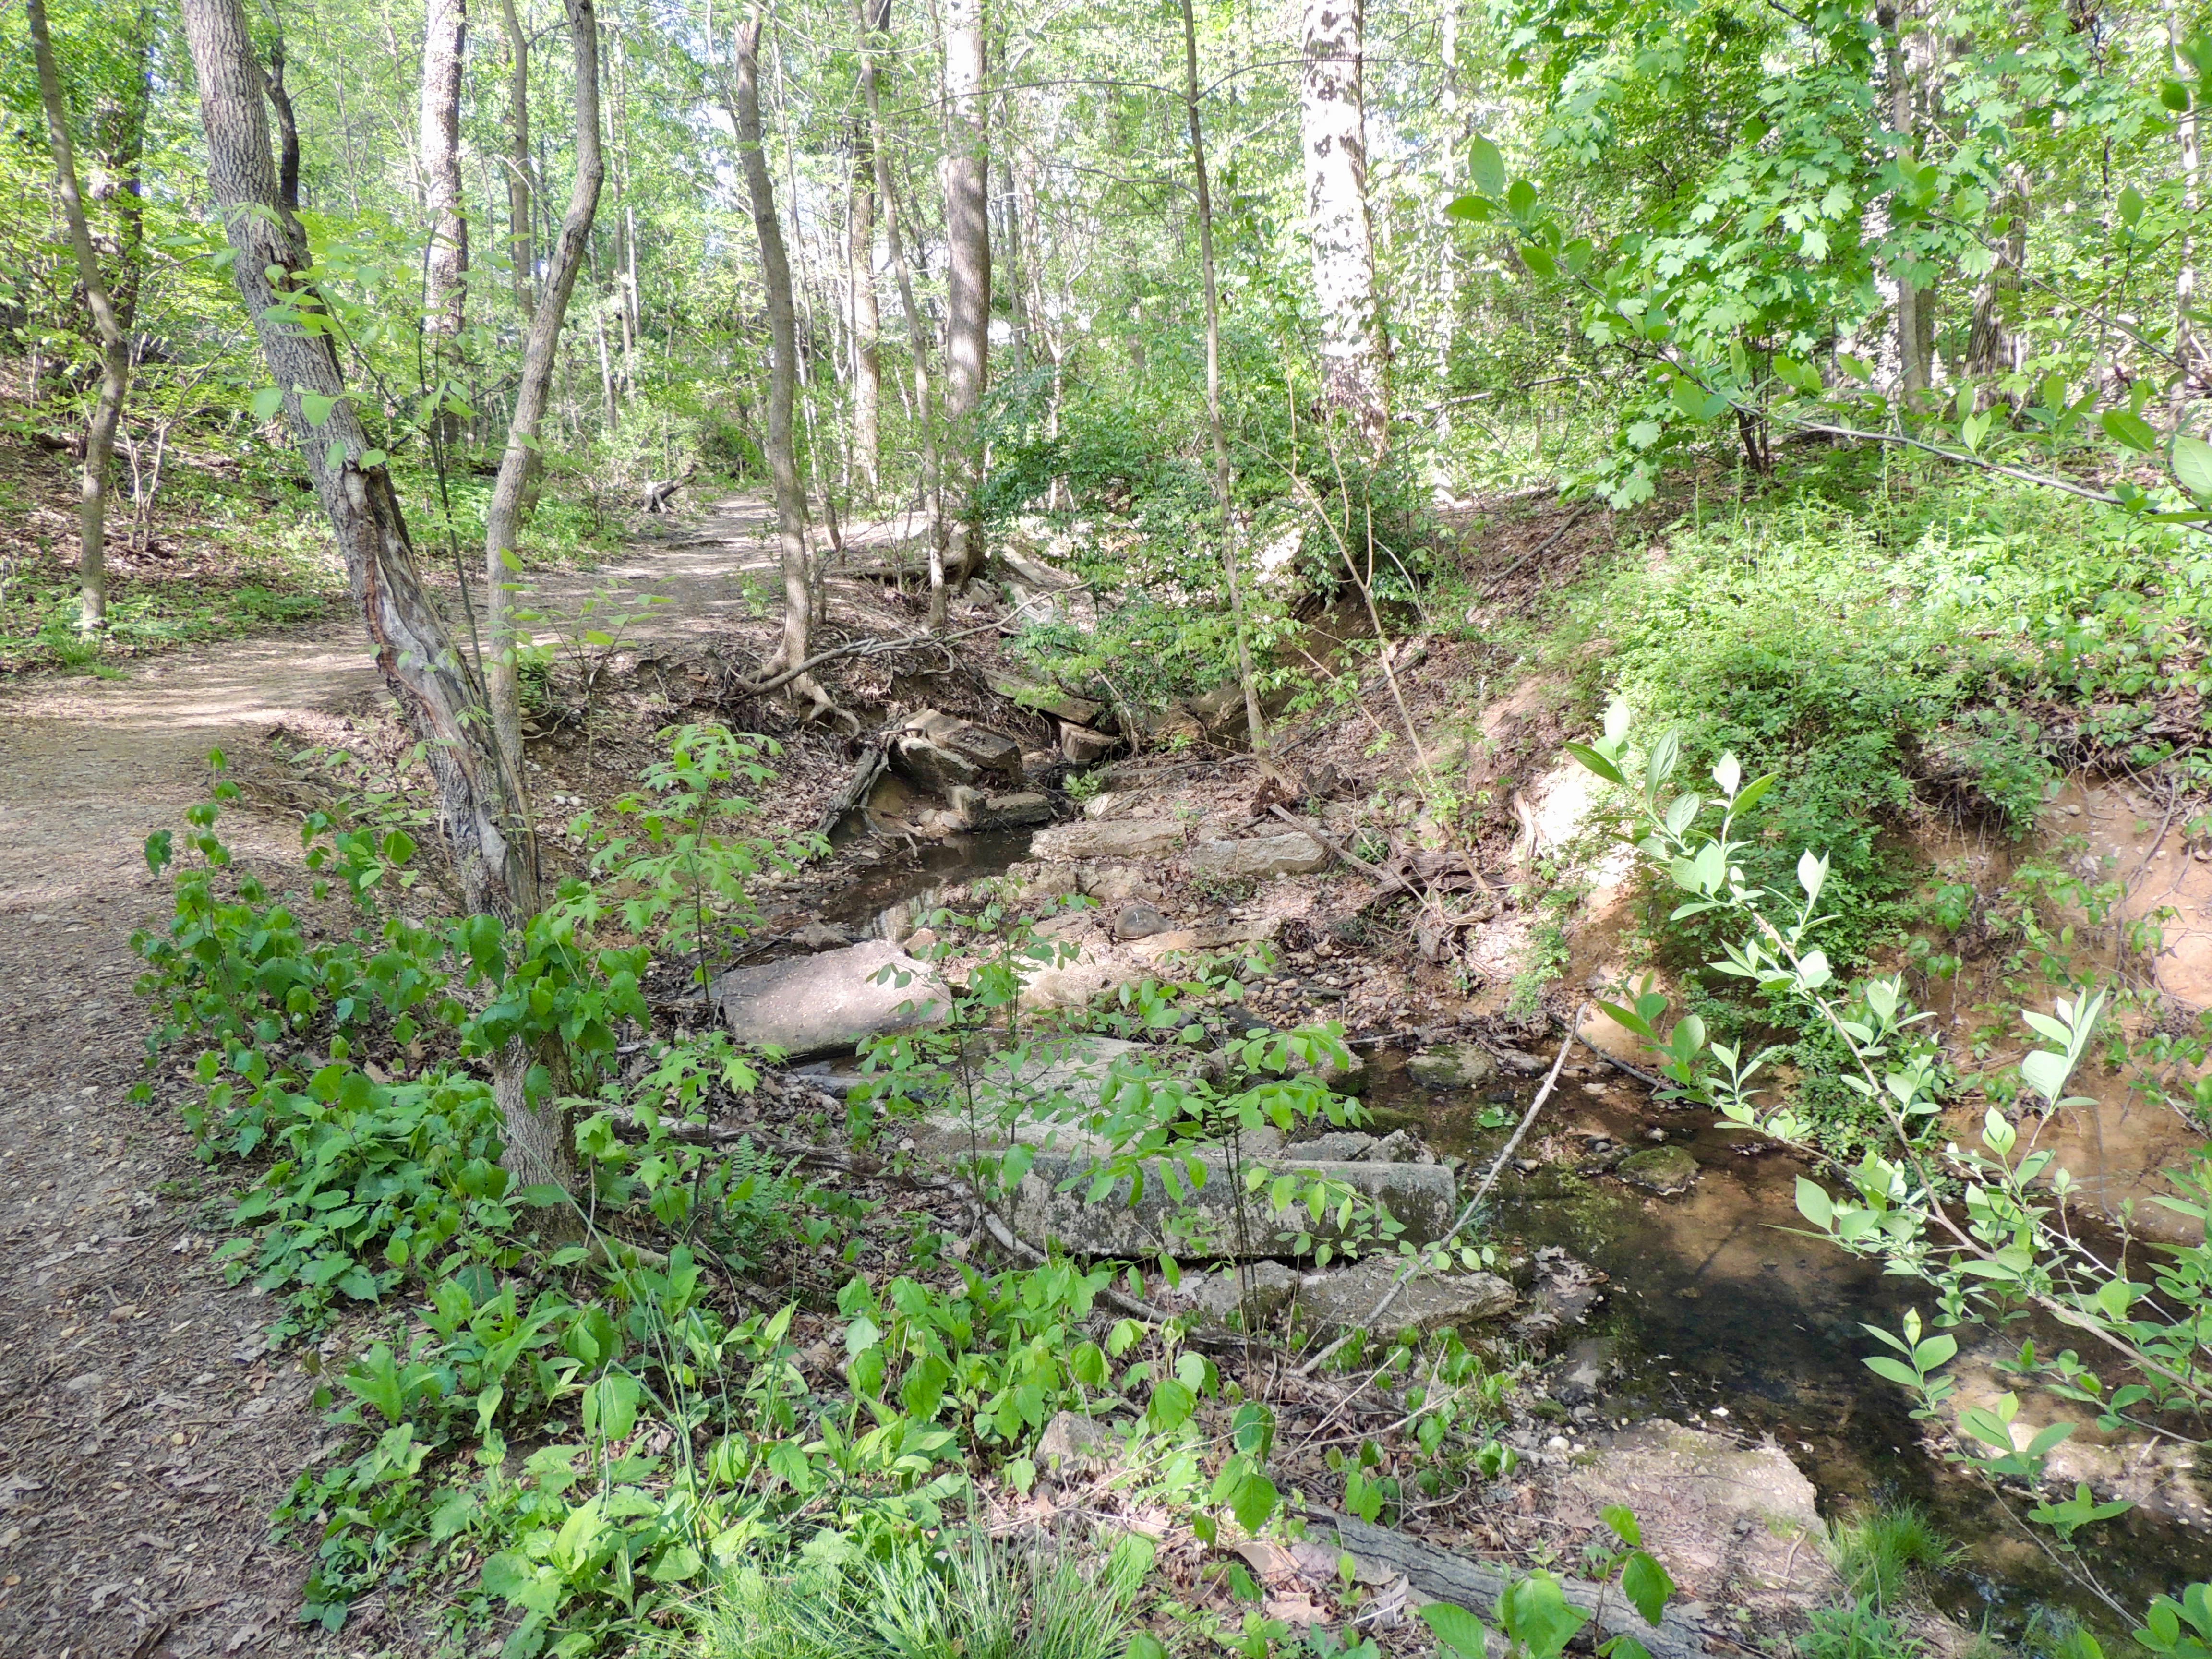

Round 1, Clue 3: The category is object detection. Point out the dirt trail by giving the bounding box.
[0,501,778,1658]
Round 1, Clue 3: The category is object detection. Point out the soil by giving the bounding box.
[0,495,901,1659]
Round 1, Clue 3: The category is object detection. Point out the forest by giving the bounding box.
[13,0,2212,1654]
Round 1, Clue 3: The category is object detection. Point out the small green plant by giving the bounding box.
[1422,1505,1675,1659]
[1826,1503,1960,1611]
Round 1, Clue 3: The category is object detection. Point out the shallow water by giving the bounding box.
[1365,1057,2212,1639]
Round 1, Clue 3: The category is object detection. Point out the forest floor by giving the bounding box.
[0,495,858,1659]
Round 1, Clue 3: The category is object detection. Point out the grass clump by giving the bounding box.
[1827,1501,1960,1610]
[706,1527,1156,1659]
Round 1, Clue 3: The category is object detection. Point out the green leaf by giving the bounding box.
[250,386,285,421]
[1500,1573,1590,1659]
[1599,1504,1641,1546]
[2164,78,2193,112]
[1469,136,1507,199]
[1230,1472,1278,1532]
[1507,178,1537,221]
[1421,1602,1491,1659]
[2174,433,2212,500]
[1445,194,1495,224]
[301,391,337,428]
[2120,185,2145,227]
[1522,244,1558,280]
[1621,1551,1675,1627]
[1564,742,1625,785]
[2104,409,2159,452]
[1795,1177,1835,1230]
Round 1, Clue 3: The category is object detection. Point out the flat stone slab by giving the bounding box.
[1406,1044,1498,1088]
[1010,1149,1457,1260]
[710,941,948,1058]
[1033,819,1187,861]
[1188,832,1330,880]
[1295,1255,1516,1339]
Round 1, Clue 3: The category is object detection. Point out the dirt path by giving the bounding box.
[0,501,780,1659]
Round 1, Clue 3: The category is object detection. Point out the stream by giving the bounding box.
[810,831,2212,1637]
[1370,1055,2212,1640]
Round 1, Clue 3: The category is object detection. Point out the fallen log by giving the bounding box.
[1310,1509,1716,1659]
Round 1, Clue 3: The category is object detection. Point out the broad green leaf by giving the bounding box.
[1421,1602,1491,1659]
[1795,1177,1834,1230]
[1445,194,1494,223]
[250,386,285,420]
[1507,178,1537,221]
[1469,136,1507,199]
[1621,1550,1675,1626]
[2174,433,2212,499]
[2104,409,2159,452]
[1599,1503,1641,1546]
[301,391,337,428]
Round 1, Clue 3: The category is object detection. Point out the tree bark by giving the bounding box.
[1883,0,1930,401]
[419,0,470,350]
[940,0,991,605]
[2173,0,2207,390]
[1301,0,1386,450]
[733,5,820,704]
[1966,165,2028,389]
[856,0,945,608]
[848,5,884,496]
[485,0,604,796]
[264,34,302,216]
[1179,0,1265,752]
[28,0,128,635]
[499,0,536,320]
[183,0,576,1192]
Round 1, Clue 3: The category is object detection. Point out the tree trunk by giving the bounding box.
[485,0,603,800]
[940,0,991,605]
[2174,0,2208,391]
[96,2,156,334]
[1883,0,1929,401]
[182,0,574,1193]
[1179,0,1265,752]
[848,3,885,498]
[419,0,470,350]
[28,0,127,636]
[733,6,819,704]
[856,0,945,608]
[499,0,535,320]
[1966,165,2028,390]
[1301,0,1386,450]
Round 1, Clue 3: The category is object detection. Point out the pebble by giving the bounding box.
[1546,1435,1570,1452]
[1710,1406,1729,1418]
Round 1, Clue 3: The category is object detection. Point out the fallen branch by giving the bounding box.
[1310,1508,1713,1659]
[1549,1008,1670,1092]
[1480,503,1599,596]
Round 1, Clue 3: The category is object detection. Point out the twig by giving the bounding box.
[1294,1007,1583,1377]
[1548,1009,1670,1091]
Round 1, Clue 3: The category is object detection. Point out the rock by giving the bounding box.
[904,1035,1193,1160]
[1011,1151,1459,1259]
[1616,1144,1699,1194]
[1284,1130,1378,1161]
[947,787,1054,829]
[1295,1256,1518,1339]
[1112,902,1172,940]
[995,678,1104,727]
[711,941,949,1057]
[1292,1047,1370,1096]
[1366,1128,1434,1164]
[1035,1410,1116,1481]
[1159,1261,1301,1329]
[1060,722,1120,765]
[1082,792,1130,820]
[791,922,856,951]
[1407,1045,1498,1089]
[1081,864,1161,903]
[1187,683,1252,743]
[889,736,979,793]
[1188,832,1330,880]
[1034,819,1186,861]
[1562,1420,1819,1605]
[1004,860,1079,902]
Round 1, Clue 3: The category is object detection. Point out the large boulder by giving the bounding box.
[890,710,1024,793]
[1060,723,1120,765]
[947,787,1054,830]
[711,941,948,1057]
[1034,819,1186,861]
[1295,1256,1517,1340]
[1188,832,1330,880]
